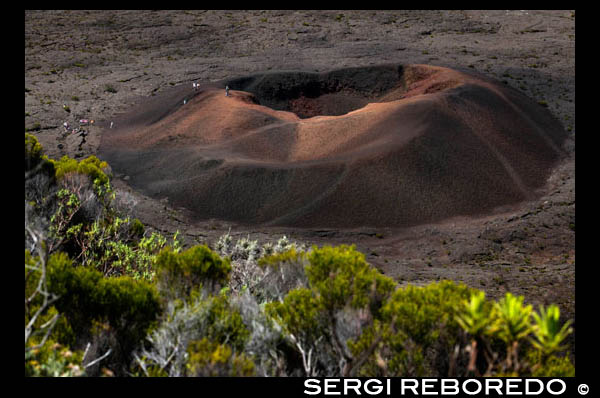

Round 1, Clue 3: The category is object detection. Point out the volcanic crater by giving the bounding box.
[99,63,568,228]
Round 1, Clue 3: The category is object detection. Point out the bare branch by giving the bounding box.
[84,349,112,369]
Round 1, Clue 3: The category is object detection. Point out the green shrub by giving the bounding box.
[455,290,495,338]
[30,131,181,282]
[46,252,161,372]
[265,287,324,345]
[305,245,396,317]
[195,293,251,352]
[26,249,73,354]
[384,281,477,346]
[72,215,176,280]
[133,292,251,376]
[185,338,255,376]
[50,154,110,186]
[47,252,160,334]
[25,251,76,346]
[527,350,575,377]
[156,245,231,300]
[530,304,573,357]
[369,280,477,376]
[25,341,84,377]
[455,291,574,377]
[25,133,43,167]
[25,133,55,177]
[491,293,533,346]
[130,218,145,238]
[265,245,397,376]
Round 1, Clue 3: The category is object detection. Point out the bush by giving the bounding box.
[370,280,477,376]
[25,134,57,225]
[454,291,574,377]
[25,341,84,377]
[214,232,306,297]
[46,251,161,374]
[25,133,46,170]
[527,350,575,377]
[156,245,231,300]
[305,245,396,317]
[130,218,145,238]
[228,290,284,376]
[37,139,177,280]
[255,248,309,302]
[73,215,177,280]
[50,154,110,187]
[185,338,255,376]
[265,245,397,376]
[133,293,251,376]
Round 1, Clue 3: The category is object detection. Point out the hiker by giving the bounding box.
[110,121,114,129]
[63,121,69,132]
[225,85,230,97]
[183,99,187,105]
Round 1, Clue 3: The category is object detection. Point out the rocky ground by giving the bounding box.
[25,10,576,356]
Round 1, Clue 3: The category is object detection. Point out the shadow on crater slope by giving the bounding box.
[98,63,568,228]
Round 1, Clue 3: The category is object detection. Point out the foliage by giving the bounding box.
[527,350,575,377]
[370,280,477,376]
[491,293,533,345]
[530,304,573,357]
[185,338,255,376]
[156,245,231,300]
[25,133,54,174]
[25,341,84,377]
[265,245,396,376]
[130,218,145,238]
[73,215,178,280]
[305,245,396,317]
[133,293,251,377]
[49,154,110,187]
[253,248,309,302]
[266,288,323,344]
[455,291,574,377]
[214,232,306,297]
[455,290,494,337]
[45,251,161,373]
[36,137,180,280]
[25,134,58,235]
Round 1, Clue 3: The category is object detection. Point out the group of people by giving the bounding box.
[61,81,230,138]
[183,82,230,106]
[62,118,115,135]
[61,118,101,151]
[190,81,230,96]
[63,119,95,134]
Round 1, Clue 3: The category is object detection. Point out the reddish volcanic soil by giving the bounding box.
[99,64,568,228]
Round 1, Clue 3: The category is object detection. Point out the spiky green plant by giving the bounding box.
[456,290,493,337]
[531,304,573,357]
[490,293,533,372]
[491,293,533,345]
